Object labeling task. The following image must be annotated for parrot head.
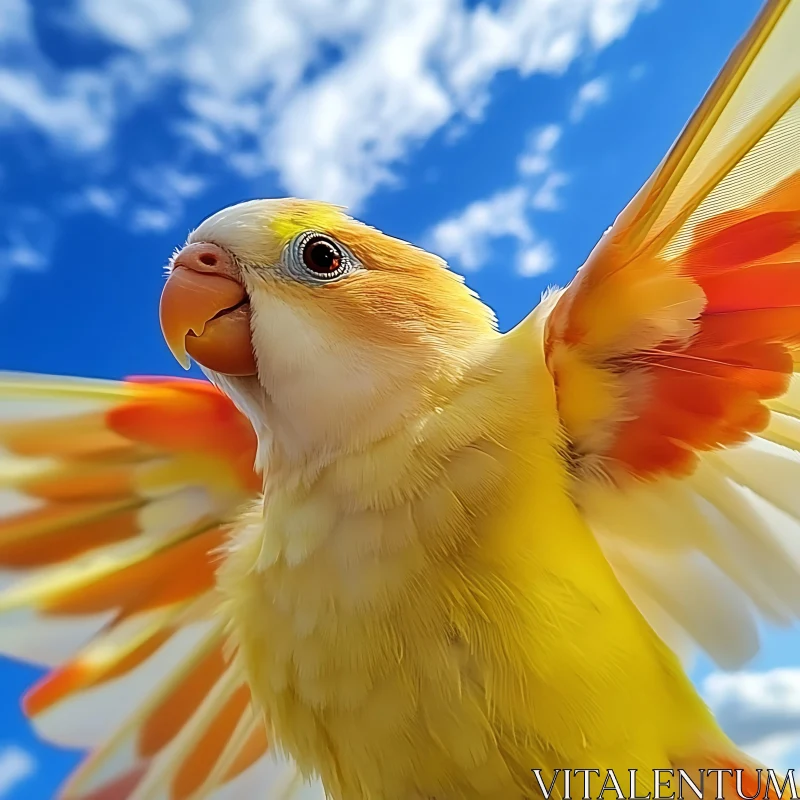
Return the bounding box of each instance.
[160,200,497,458]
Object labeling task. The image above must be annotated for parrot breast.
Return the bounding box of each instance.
[215,318,716,799]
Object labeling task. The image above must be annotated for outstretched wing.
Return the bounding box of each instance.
[0,374,321,799]
[542,0,800,668]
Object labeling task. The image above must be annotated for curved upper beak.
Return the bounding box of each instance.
[159,242,258,376]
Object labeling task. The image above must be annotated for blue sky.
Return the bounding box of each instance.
[1,0,799,797]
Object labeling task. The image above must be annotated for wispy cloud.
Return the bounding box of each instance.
[518,241,556,277]
[2,0,652,212]
[426,186,535,272]
[0,0,653,297]
[570,75,611,122]
[0,0,116,152]
[426,64,623,278]
[531,172,570,212]
[0,746,34,798]
[62,166,207,234]
[517,123,562,177]
[0,208,55,298]
[704,668,800,772]
[64,185,125,218]
[427,121,566,277]
[76,0,192,51]
[128,166,207,233]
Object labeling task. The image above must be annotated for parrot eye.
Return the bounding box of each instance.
[287,231,356,283]
[303,237,343,276]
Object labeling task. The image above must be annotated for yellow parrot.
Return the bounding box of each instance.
[2,1,800,797]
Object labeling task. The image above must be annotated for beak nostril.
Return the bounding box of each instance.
[175,242,236,278]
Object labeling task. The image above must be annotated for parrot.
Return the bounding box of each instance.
[1,0,800,797]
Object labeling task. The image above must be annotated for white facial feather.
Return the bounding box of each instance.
[188,199,285,264]
[246,287,427,464]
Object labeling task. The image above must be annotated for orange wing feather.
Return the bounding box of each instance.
[536,0,800,686]
[545,0,800,484]
[0,376,312,798]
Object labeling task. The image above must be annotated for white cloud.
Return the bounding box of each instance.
[590,0,655,45]
[126,166,207,233]
[704,668,800,772]
[0,0,29,43]
[62,168,205,233]
[268,1,454,207]
[531,171,570,211]
[76,0,192,51]
[0,208,55,297]
[66,186,125,217]
[146,168,205,200]
[427,120,570,276]
[427,186,533,272]
[1,0,653,212]
[0,746,34,798]
[0,68,115,152]
[131,207,175,233]
[0,0,650,281]
[0,0,118,152]
[570,75,611,121]
[82,187,121,216]
[518,241,556,277]
[426,63,620,276]
[517,123,562,176]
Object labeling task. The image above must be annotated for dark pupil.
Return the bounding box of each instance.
[305,240,340,274]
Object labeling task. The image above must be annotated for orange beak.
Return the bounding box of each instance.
[159,243,258,376]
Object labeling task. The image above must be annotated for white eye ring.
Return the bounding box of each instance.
[285,231,358,284]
